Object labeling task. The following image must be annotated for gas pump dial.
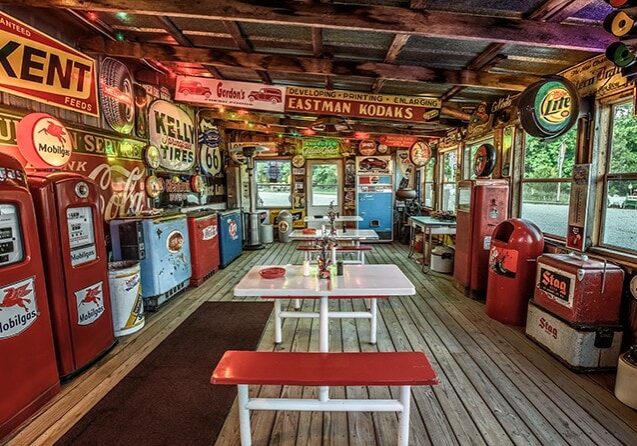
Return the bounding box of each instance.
[75,182,89,198]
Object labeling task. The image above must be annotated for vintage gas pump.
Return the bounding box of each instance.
[0,153,59,438]
[17,113,116,378]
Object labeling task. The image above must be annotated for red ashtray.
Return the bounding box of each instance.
[259,267,286,279]
[303,228,317,235]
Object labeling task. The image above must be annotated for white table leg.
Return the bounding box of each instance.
[274,299,282,344]
[361,251,365,264]
[238,384,252,446]
[370,298,377,344]
[319,295,329,402]
[398,386,411,446]
[294,298,301,310]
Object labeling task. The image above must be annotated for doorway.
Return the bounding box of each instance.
[306,160,342,228]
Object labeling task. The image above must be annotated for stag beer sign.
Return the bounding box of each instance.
[0,277,38,339]
[0,12,98,116]
[149,100,196,172]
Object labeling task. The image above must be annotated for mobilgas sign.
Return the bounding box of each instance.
[519,76,580,139]
[0,12,98,117]
[149,100,196,172]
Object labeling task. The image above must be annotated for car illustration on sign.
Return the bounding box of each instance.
[359,157,388,171]
[248,88,283,104]
[177,80,212,98]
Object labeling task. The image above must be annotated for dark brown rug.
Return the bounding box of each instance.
[56,301,272,446]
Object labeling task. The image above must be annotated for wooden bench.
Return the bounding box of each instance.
[211,351,439,446]
[296,244,373,264]
[263,295,383,344]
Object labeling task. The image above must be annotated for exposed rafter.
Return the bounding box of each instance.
[10,0,612,51]
[312,28,324,57]
[80,37,540,91]
[371,33,411,93]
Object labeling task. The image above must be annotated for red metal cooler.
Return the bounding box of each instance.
[453,179,509,296]
[486,219,544,326]
[187,211,220,287]
[0,154,59,439]
[28,173,116,379]
[533,253,624,325]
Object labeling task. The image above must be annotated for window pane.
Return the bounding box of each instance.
[425,158,435,181]
[610,101,637,174]
[311,163,338,206]
[424,182,434,208]
[255,160,291,207]
[524,127,577,179]
[442,151,457,182]
[602,179,637,250]
[441,183,456,212]
[520,182,571,236]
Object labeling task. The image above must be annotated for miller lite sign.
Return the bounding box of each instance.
[518,76,580,139]
[0,276,38,339]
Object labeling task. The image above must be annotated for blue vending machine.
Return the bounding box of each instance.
[356,156,394,241]
[139,214,191,311]
[218,209,243,268]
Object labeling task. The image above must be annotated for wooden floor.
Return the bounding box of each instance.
[5,242,637,446]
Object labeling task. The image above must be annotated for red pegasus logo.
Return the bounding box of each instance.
[38,120,67,145]
[0,284,32,312]
[80,286,102,306]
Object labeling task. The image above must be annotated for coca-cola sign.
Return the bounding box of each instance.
[149,100,196,172]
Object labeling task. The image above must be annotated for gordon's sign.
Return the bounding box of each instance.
[285,87,441,123]
[0,12,98,117]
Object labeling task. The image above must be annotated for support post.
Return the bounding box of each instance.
[274,299,282,343]
[398,386,411,446]
[238,385,252,446]
[370,298,378,344]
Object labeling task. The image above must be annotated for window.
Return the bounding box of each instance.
[255,160,291,208]
[520,127,577,237]
[422,158,436,208]
[601,100,637,252]
[440,149,458,212]
[463,138,493,179]
[310,163,339,206]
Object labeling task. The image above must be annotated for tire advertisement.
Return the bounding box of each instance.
[99,58,135,135]
[148,100,196,172]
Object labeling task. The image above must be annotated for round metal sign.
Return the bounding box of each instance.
[473,143,496,178]
[409,141,432,167]
[144,145,161,169]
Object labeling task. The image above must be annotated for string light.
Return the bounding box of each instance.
[115,31,125,41]
[87,12,98,21]
[115,11,130,22]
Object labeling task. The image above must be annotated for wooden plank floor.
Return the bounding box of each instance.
[4,242,637,446]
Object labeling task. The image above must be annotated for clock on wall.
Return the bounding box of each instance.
[144,145,161,169]
[292,154,305,168]
[408,141,431,167]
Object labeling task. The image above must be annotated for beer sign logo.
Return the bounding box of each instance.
[537,265,575,308]
[519,76,579,139]
[75,281,105,326]
[228,219,238,240]
[0,277,38,339]
[16,113,73,168]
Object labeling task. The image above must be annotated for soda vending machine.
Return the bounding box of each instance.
[138,214,191,311]
[356,156,394,241]
[28,172,116,379]
[0,154,59,439]
[453,179,509,297]
[218,209,243,268]
[187,211,220,286]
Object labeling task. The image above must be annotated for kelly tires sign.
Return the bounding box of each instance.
[149,100,196,172]
[0,11,98,117]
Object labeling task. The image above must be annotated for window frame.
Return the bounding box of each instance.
[519,126,579,240]
[437,146,459,212]
[254,158,293,209]
[421,157,437,209]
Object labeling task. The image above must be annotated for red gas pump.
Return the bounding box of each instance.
[28,172,116,378]
[0,153,59,439]
[453,179,509,297]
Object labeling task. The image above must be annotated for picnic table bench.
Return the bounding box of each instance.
[296,244,372,264]
[211,351,439,446]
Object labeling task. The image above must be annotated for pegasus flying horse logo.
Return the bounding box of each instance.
[38,120,68,145]
[79,285,102,306]
[0,284,33,312]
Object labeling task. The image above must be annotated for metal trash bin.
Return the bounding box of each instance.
[430,246,454,273]
[277,210,293,243]
[260,223,274,244]
[108,261,144,336]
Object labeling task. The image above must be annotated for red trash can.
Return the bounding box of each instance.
[486,219,544,326]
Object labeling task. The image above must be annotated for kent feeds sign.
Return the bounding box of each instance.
[0,12,98,117]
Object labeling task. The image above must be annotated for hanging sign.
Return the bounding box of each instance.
[16,113,73,168]
[301,138,341,158]
[197,116,222,175]
[518,76,580,139]
[409,141,431,167]
[0,12,98,117]
[175,76,285,112]
[149,100,196,172]
[466,102,493,138]
[561,55,633,98]
[379,135,418,148]
[99,58,135,134]
[285,87,441,123]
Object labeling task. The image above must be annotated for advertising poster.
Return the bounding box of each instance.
[149,100,196,172]
[356,155,393,175]
[175,76,286,112]
[197,116,222,175]
[561,54,633,98]
[566,164,592,252]
[0,11,98,117]
[99,58,135,134]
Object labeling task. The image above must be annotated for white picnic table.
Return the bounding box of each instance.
[304,215,363,222]
[289,228,378,243]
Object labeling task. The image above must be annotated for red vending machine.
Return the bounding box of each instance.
[0,154,59,439]
[453,179,509,297]
[187,211,220,287]
[28,172,116,379]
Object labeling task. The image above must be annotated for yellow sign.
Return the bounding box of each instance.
[560,55,633,98]
[0,12,99,116]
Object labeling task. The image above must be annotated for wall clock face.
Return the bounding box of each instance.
[377,144,389,154]
[144,145,161,169]
[145,175,164,198]
[409,141,431,167]
[292,154,305,167]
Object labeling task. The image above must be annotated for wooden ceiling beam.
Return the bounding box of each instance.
[257,70,273,85]
[410,0,428,9]
[526,0,591,23]
[157,16,192,46]
[12,0,612,51]
[79,37,540,91]
[312,28,324,57]
[223,20,253,52]
[371,33,410,93]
